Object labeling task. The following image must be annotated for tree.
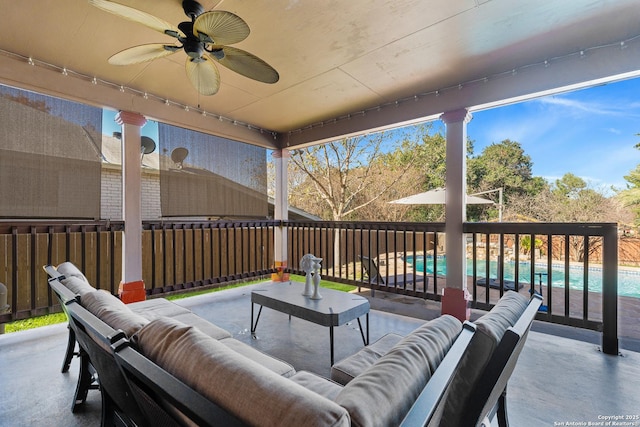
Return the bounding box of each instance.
[467,139,544,221]
[514,173,623,261]
[288,127,427,269]
[288,126,428,221]
[618,142,640,225]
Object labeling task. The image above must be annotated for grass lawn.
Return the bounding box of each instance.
[4,275,356,333]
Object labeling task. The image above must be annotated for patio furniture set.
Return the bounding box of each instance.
[46,261,540,426]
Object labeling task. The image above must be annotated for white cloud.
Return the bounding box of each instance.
[537,96,640,119]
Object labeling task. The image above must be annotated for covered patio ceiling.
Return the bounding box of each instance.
[1,0,640,150]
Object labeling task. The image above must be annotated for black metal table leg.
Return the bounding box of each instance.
[330,326,334,366]
[357,313,369,346]
[251,303,263,337]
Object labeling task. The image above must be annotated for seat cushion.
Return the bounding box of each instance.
[129,298,232,340]
[220,337,295,377]
[81,290,149,337]
[439,291,529,427]
[334,315,462,427]
[331,333,403,385]
[290,371,343,400]
[129,298,192,319]
[136,317,350,427]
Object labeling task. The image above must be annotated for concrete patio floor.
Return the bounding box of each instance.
[1,282,639,426]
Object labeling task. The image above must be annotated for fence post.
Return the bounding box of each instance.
[601,225,618,355]
[0,282,9,334]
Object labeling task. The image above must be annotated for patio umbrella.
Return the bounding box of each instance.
[388,188,494,205]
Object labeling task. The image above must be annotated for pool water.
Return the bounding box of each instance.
[404,255,640,299]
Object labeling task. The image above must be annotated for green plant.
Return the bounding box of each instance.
[4,312,67,333]
[520,236,543,255]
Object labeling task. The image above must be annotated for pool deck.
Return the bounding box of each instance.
[1,283,639,426]
[374,255,640,345]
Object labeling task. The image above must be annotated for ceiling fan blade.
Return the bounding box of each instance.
[185,57,221,96]
[193,11,250,45]
[108,44,179,65]
[209,46,279,84]
[89,0,185,38]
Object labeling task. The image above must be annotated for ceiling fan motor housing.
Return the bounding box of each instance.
[178,21,205,59]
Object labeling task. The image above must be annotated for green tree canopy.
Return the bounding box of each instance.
[467,139,545,220]
[618,165,640,224]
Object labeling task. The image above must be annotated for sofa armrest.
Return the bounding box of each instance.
[399,322,477,427]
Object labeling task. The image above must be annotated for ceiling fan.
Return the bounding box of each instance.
[89,0,279,95]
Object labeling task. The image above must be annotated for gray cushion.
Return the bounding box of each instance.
[331,333,403,385]
[475,291,530,341]
[129,299,232,340]
[334,315,462,427]
[440,291,529,427]
[62,276,95,296]
[81,290,149,337]
[129,298,192,319]
[136,317,350,427]
[219,337,295,377]
[57,262,89,282]
[168,312,232,340]
[290,371,343,400]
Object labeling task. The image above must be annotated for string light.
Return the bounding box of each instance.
[4,29,640,138]
[292,32,640,133]
[0,48,274,136]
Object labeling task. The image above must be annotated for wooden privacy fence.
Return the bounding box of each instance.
[0,220,278,323]
[0,219,619,355]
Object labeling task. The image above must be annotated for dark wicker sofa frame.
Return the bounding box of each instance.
[47,260,541,427]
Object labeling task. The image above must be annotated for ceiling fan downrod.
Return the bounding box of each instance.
[182,0,204,21]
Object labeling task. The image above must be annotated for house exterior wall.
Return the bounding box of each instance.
[101,166,161,220]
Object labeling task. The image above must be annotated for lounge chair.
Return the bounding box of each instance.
[476,277,524,291]
[359,255,428,293]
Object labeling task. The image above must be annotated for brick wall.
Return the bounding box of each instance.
[100,166,161,220]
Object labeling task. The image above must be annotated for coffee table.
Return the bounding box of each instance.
[251,281,370,365]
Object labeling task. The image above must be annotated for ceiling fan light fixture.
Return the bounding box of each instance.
[197,31,214,44]
[209,49,225,60]
[183,39,204,59]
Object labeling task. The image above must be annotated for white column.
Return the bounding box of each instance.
[115,111,147,302]
[440,108,472,320]
[272,149,290,281]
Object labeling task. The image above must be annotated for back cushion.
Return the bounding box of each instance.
[57,262,90,282]
[136,317,350,427]
[81,290,149,337]
[62,276,95,296]
[334,315,462,427]
[439,291,529,427]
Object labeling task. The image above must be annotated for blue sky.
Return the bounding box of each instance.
[467,77,640,194]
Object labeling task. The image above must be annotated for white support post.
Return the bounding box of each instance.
[440,109,472,321]
[115,111,147,303]
[272,149,290,281]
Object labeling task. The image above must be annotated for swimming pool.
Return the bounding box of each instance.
[404,254,640,299]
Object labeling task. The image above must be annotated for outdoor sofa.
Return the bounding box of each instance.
[47,261,540,426]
